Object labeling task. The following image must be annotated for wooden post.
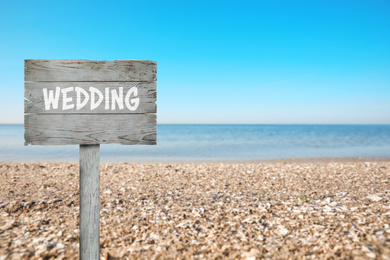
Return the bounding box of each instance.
[79,144,100,260]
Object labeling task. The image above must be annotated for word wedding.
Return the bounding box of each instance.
[43,86,140,111]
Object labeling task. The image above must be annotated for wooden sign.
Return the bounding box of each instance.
[24,60,157,145]
[24,59,157,259]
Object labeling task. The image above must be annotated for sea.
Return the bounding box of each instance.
[0,124,389,162]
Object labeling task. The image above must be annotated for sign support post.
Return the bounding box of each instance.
[79,144,100,259]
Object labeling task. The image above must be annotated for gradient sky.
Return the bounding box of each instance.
[0,0,389,124]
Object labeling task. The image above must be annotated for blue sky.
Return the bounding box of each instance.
[0,0,389,124]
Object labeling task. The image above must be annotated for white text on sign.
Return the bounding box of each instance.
[43,87,140,111]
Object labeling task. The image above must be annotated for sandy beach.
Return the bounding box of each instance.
[1,159,389,259]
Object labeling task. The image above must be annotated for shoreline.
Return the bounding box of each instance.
[1,157,390,164]
[1,160,389,259]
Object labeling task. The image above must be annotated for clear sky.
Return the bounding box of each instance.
[0,0,389,124]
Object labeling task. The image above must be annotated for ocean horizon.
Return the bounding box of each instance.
[0,124,389,162]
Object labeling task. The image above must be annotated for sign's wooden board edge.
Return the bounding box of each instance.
[25,60,157,82]
[24,114,156,146]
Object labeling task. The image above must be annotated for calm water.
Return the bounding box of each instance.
[0,124,389,162]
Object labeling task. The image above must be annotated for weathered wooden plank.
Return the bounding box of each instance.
[24,114,156,145]
[25,60,157,82]
[79,144,100,259]
[25,82,156,114]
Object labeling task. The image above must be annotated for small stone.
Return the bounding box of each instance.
[367,194,382,202]
[8,200,21,213]
[33,237,45,244]
[276,226,289,236]
[13,239,23,246]
[56,242,65,250]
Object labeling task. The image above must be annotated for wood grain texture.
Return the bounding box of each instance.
[24,114,156,145]
[25,82,156,114]
[79,144,100,260]
[25,60,157,82]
